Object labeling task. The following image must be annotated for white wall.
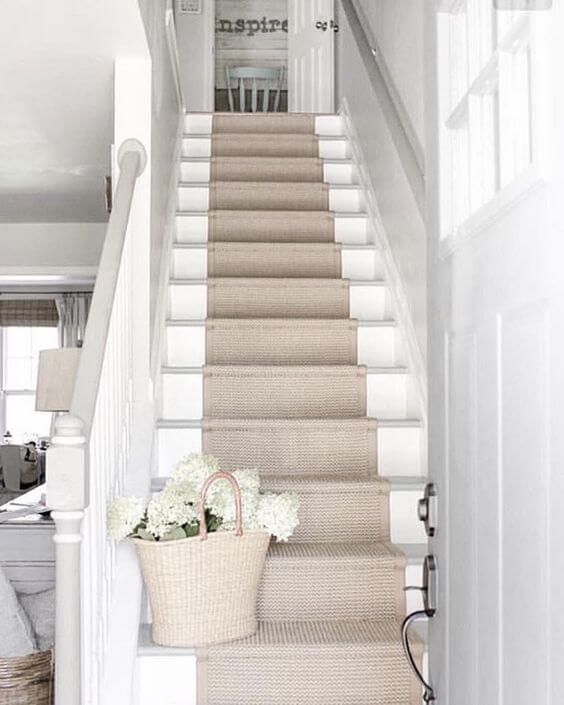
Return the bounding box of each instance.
[0,223,105,271]
[175,3,214,111]
[336,2,427,370]
[354,0,425,148]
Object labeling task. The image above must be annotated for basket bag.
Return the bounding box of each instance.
[134,471,271,647]
[0,650,54,705]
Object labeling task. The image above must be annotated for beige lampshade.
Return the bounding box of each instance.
[36,348,81,412]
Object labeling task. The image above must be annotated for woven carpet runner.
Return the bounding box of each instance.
[193,112,422,705]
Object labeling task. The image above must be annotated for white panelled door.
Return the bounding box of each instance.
[427,3,564,705]
[288,0,335,113]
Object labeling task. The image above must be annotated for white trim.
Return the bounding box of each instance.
[340,98,428,426]
[150,111,185,388]
[439,161,546,259]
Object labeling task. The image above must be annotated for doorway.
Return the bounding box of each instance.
[214,0,289,112]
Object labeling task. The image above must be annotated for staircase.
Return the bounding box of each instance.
[137,112,427,705]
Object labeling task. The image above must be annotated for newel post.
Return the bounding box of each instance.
[46,413,88,705]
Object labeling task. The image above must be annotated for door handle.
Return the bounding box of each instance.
[418,482,437,537]
[402,555,437,703]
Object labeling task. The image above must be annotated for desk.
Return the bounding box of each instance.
[0,485,55,593]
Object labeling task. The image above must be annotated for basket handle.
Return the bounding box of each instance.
[197,471,243,541]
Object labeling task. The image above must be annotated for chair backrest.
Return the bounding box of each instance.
[225,65,285,113]
[0,445,26,491]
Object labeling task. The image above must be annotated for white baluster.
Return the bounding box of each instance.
[46,413,87,705]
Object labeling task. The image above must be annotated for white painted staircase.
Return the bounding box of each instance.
[134,113,428,705]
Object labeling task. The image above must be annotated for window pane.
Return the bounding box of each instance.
[5,394,52,443]
[3,326,58,390]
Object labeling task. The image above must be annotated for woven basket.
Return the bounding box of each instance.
[0,650,54,705]
[134,471,270,648]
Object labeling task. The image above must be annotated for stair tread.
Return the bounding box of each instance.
[156,417,421,428]
[267,541,403,562]
[162,365,409,374]
[166,317,396,326]
[139,619,421,653]
[170,277,385,285]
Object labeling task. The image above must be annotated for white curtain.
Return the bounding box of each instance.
[56,293,92,348]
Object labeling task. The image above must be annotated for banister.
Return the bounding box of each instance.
[70,139,146,433]
[338,0,425,215]
[47,137,147,705]
[165,7,186,112]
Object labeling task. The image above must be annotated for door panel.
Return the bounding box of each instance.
[288,0,334,112]
[426,3,564,704]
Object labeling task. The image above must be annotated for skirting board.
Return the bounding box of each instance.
[339,98,428,428]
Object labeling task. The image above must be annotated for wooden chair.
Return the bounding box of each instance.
[225,66,285,113]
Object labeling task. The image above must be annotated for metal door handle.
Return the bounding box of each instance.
[401,555,437,703]
[418,482,437,537]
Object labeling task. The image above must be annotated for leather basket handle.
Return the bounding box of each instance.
[197,471,243,541]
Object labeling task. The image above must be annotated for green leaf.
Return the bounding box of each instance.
[184,522,199,538]
[136,528,156,541]
[160,527,188,542]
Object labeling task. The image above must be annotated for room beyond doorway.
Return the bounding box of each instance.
[214,0,289,112]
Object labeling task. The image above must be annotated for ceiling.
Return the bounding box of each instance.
[0,1,148,223]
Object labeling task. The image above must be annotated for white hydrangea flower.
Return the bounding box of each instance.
[146,485,198,538]
[107,497,146,541]
[256,491,300,542]
[168,453,220,496]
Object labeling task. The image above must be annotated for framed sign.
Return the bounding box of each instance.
[177,0,201,14]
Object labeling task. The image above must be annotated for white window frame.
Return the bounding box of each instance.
[437,0,549,251]
[0,326,58,441]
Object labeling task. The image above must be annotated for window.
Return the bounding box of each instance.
[438,0,545,240]
[0,326,59,443]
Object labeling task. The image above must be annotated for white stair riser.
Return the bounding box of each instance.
[176,186,364,213]
[179,161,357,185]
[182,137,351,159]
[171,247,384,281]
[160,371,415,421]
[168,283,390,321]
[184,114,345,137]
[175,214,372,245]
[165,324,406,368]
[156,425,422,479]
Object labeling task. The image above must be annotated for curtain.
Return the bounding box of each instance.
[0,299,58,327]
[56,293,92,348]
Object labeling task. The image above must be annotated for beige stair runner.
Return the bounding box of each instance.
[181,113,421,704]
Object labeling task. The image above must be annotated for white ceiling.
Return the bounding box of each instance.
[0,1,148,223]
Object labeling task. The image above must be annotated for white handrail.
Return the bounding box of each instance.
[339,0,425,215]
[46,138,147,705]
[70,140,147,432]
[165,8,186,112]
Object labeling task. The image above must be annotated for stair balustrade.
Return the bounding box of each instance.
[46,139,150,705]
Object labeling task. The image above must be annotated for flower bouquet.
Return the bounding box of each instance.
[108,454,299,647]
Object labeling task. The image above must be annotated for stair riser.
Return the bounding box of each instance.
[165,324,406,368]
[184,114,345,136]
[143,561,423,624]
[180,161,357,185]
[156,426,424,483]
[160,371,416,420]
[177,186,364,213]
[182,137,351,159]
[168,283,391,321]
[172,247,383,280]
[175,214,372,245]
[257,560,405,622]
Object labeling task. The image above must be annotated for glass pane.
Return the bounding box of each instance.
[5,359,32,390]
[5,394,52,443]
[3,326,58,391]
